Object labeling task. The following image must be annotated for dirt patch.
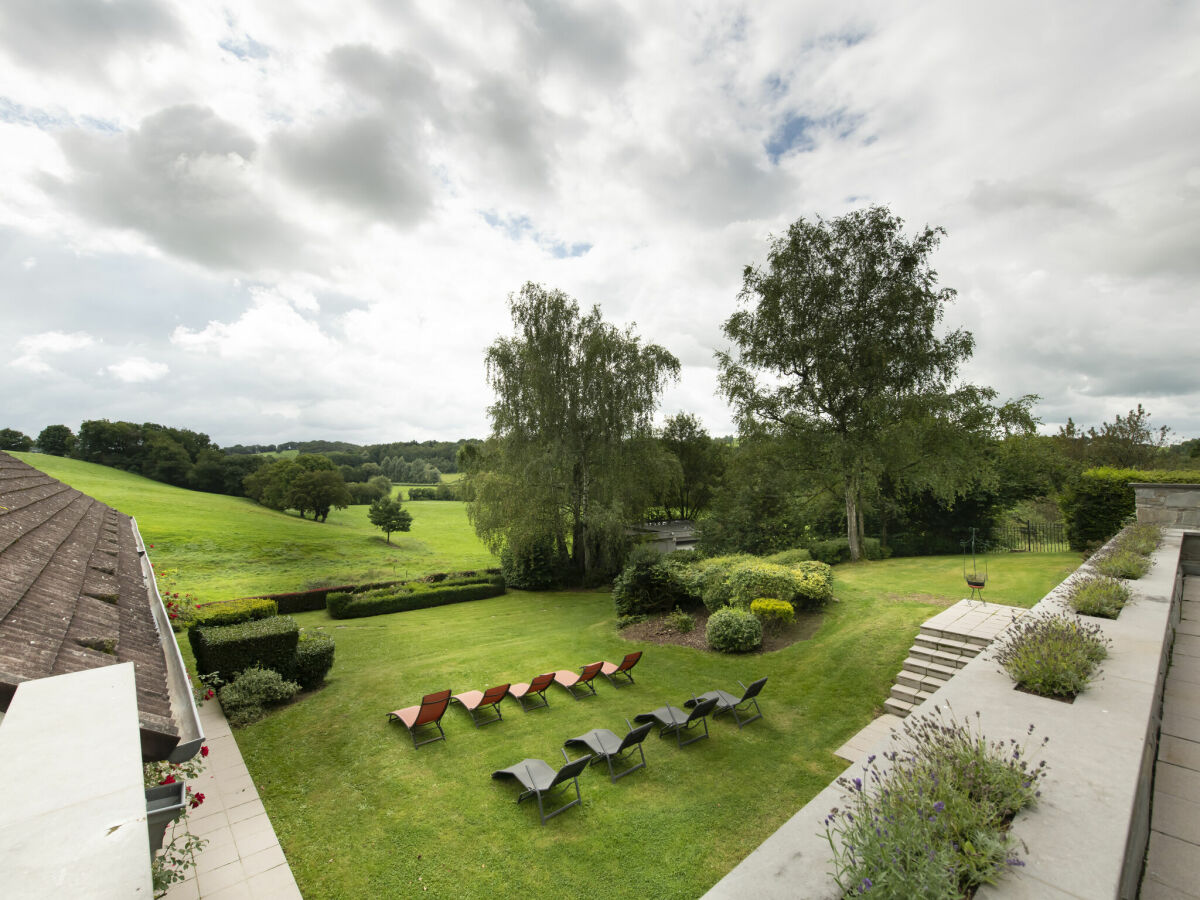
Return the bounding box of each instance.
[619,606,824,653]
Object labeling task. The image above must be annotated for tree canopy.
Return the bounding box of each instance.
[368,497,413,544]
[466,282,680,583]
[718,206,1032,561]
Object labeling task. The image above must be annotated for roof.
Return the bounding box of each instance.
[0,451,198,760]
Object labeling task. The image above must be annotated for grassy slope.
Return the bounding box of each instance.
[236,551,1077,900]
[12,453,496,601]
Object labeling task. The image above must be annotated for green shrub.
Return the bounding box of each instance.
[189,616,300,685]
[665,606,695,634]
[612,557,680,617]
[1060,468,1200,550]
[500,537,560,590]
[750,597,794,632]
[807,536,888,565]
[706,606,763,652]
[763,547,813,565]
[789,560,834,609]
[726,560,804,609]
[326,576,505,619]
[288,633,335,690]
[994,614,1108,699]
[192,597,278,628]
[1068,576,1131,619]
[1094,547,1151,580]
[615,614,649,630]
[218,666,301,727]
[688,554,754,611]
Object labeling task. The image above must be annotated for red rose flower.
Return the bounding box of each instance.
[160,775,176,784]
[200,745,209,757]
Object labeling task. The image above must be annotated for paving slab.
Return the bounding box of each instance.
[1142,830,1200,897]
[833,713,903,763]
[164,699,300,899]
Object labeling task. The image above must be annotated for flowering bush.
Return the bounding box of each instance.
[993,614,1108,699]
[144,746,210,895]
[1120,523,1162,556]
[155,564,202,633]
[1068,576,1131,619]
[825,707,1048,899]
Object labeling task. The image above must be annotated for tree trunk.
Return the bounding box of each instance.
[857,504,865,554]
[845,477,863,562]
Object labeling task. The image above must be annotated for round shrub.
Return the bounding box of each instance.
[218,667,301,727]
[764,547,813,565]
[790,560,834,609]
[1068,576,1131,619]
[750,597,795,632]
[706,606,763,653]
[727,561,803,608]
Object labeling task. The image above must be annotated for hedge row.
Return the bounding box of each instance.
[193,597,278,627]
[327,575,506,619]
[190,616,299,685]
[239,569,503,614]
[1060,468,1200,550]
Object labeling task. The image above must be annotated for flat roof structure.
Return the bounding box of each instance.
[0,451,202,761]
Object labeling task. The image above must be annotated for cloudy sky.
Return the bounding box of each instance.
[2,1,1198,446]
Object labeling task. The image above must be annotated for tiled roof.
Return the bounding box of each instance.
[0,451,178,750]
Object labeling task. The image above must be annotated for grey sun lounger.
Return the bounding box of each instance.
[387,689,452,748]
[684,677,767,729]
[491,748,593,824]
[450,683,510,727]
[552,661,604,700]
[508,673,555,711]
[564,719,653,782]
[633,695,720,747]
[599,651,642,687]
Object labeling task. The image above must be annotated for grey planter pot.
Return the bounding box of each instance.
[145,782,187,852]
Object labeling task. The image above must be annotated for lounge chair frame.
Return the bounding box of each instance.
[634,696,719,748]
[564,718,653,783]
[600,651,642,687]
[451,683,510,728]
[553,662,604,700]
[508,673,555,711]
[387,689,452,748]
[492,749,593,824]
[687,677,767,729]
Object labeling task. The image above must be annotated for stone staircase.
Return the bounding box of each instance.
[883,600,1025,718]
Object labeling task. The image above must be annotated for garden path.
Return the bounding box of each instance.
[164,698,300,899]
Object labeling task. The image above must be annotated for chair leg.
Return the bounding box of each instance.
[676,717,709,747]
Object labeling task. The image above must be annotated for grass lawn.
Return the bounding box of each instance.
[229,551,1078,899]
[12,453,496,601]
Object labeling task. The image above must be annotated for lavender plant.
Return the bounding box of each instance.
[1068,576,1131,619]
[1120,523,1162,556]
[1094,547,1150,580]
[994,614,1108,699]
[825,707,1048,898]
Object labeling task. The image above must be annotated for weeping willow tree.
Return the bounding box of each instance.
[466,282,680,583]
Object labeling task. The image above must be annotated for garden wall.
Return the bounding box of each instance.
[706,527,1191,899]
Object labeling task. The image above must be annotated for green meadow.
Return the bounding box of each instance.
[13,453,496,601]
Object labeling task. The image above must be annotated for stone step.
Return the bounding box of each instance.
[896,665,953,693]
[900,656,958,681]
[889,682,935,707]
[883,696,915,717]
[913,633,984,658]
[908,645,971,670]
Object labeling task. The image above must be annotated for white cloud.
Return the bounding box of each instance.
[9,330,95,373]
[105,356,169,383]
[0,0,1198,442]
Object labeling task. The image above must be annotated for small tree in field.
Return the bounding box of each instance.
[369,497,413,544]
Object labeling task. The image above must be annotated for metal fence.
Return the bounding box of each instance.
[990,521,1068,553]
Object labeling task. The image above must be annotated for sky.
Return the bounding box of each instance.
[2,0,1198,446]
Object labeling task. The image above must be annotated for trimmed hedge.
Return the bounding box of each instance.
[1060,468,1200,550]
[287,634,335,690]
[237,570,503,614]
[806,536,889,565]
[706,606,763,652]
[189,616,300,684]
[193,597,278,627]
[326,576,506,619]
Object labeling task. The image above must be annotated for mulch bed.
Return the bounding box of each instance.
[619,606,824,653]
